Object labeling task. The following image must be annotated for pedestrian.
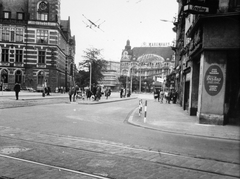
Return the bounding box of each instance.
[160,90,164,103]
[120,87,124,98]
[68,86,74,102]
[13,83,21,100]
[95,86,102,101]
[127,88,131,97]
[172,90,178,104]
[86,87,92,100]
[105,87,110,99]
[92,84,97,100]
[73,85,79,102]
[123,88,126,98]
[164,90,169,103]
[47,86,51,95]
[153,89,159,101]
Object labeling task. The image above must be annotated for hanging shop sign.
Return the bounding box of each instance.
[184,4,209,14]
[204,65,223,96]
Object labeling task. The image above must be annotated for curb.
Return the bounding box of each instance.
[77,97,138,105]
[127,107,240,142]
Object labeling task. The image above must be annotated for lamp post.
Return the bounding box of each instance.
[139,65,141,93]
[89,62,92,91]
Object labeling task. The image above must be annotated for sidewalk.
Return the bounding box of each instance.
[128,98,240,141]
[0,91,68,101]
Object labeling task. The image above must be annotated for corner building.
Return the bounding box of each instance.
[175,0,240,125]
[0,0,75,91]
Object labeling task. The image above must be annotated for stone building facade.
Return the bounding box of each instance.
[0,0,75,92]
[174,0,240,125]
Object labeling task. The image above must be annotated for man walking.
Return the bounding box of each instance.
[14,83,21,100]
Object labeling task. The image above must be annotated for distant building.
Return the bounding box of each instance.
[100,61,120,91]
[120,40,175,92]
[0,0,75,92]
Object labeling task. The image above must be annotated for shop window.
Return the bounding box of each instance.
[1,49,9,62]
[15,50,23,63]
[15,70,22,83]
[38,50,45,64]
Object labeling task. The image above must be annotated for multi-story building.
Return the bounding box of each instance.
[100,61,120,91]
[120,40,175,92]
[175,0,240,125]
[0,0,75,92]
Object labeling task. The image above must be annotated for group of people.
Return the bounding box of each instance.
[153,89,178,104]
[68,84,112,102]
[120,87,131,98]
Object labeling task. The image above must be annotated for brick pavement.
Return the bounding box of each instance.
[0,126,239,179]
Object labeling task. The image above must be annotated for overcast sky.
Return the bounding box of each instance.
[60,0,178,65]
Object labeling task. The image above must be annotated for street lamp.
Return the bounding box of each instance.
[89,62,92,91]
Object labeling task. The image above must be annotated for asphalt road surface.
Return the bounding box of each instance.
[0,96,239,178]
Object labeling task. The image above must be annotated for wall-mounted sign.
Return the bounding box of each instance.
[184,5,209,14]
[142,42,172,47]
[204,65,223,96]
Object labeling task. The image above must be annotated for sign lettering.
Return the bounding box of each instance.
[204,65,223,96]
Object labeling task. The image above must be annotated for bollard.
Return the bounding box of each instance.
[139,99,143,116]
[144,100,147,123]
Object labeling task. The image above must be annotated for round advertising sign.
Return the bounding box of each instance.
[204,65,224,96]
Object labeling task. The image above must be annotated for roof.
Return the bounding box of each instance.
[132,47,174,60]
[60,20,69,31]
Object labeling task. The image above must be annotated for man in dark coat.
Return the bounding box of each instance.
[13,83,21,100]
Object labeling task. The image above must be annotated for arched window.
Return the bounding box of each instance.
[37,1,49,21]
[1,69,8,83]
[38,71,44,85]
[15,70,22,83]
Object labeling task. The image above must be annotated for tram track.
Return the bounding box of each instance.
[0,127,239,179]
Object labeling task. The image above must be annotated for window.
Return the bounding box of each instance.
[1,69,8,83]
[38,71,44,85]
[2,27,10,41]
[16,28,23,42]
[3,12,11,19]
[37,29,48,44]
[1,49,9,62]
[15,70,22,83]
[17,12,24,20]
[37,13,48,21]
[37,1,49,21]
[38,50,45,64]
[10,30,14,42]
[15,50,23,63]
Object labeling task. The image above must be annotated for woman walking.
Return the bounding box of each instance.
[68,87,74,102]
